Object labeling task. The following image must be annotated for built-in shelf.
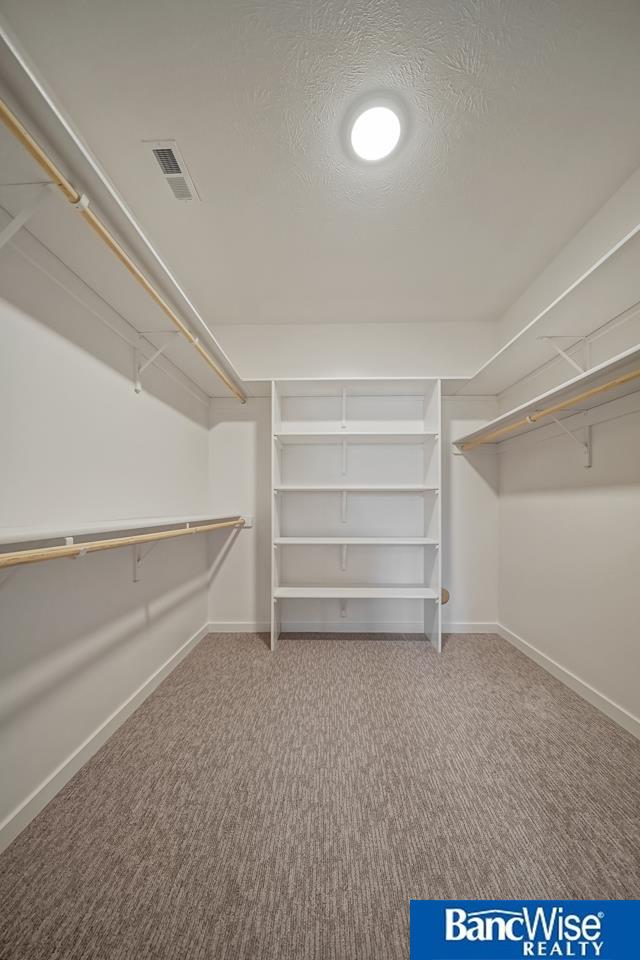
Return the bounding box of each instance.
[0,514,240,547]
[274,586,439,600]
[454,344,640,449]
[274,429,437,444]
[274,537,438,546]
[274,484,438,493]
[271,378,442,651]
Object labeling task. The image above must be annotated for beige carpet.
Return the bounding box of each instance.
[1,633,639,960]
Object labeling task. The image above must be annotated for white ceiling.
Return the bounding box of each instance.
[1,0,640,329]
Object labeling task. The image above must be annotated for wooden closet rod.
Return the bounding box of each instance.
[462,366,640,450]
[0,98,247,404]
[0,518,245,570]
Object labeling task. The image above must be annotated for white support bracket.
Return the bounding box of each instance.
[547,415,592,467]
[63,535,88,560]
[133,333,179,393]
[341,440,348,476]
[132,540,160,582]
[0,184,53,252]
[0,568,16,590]
[539,336,591,374]
[341,490,348,524]
[340,599,348,619]
[341,387,347,430]
[341,544,348,572]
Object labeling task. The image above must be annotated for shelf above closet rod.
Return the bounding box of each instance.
[0,514,243,547]
[0,517,245,570]
[454,345,640,450]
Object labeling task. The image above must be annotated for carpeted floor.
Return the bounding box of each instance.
[1,633,639,960]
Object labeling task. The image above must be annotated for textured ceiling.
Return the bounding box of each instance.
[1,0,640,326]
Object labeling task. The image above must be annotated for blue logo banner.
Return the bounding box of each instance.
[410,899,640,959]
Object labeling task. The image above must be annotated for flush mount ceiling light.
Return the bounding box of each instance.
[350,105,402,162]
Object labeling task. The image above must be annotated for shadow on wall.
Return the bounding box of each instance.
[0,215,209,425]
[459,446,499,491]
[0,529,238,727]
[498,403,640,494]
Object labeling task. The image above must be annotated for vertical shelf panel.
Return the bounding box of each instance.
[270,381,281,650]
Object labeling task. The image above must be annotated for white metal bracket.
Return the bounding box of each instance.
[132,542,158,581]
[132,545,141,582]
[72,193,90,213]
[341,387,347,429]
[0,184,52,252]
[539,336,591,374]
[133,333,179,393]
[0,569,17,590]
[340,599,348,619]
[341,490,348,524]
[341,440,348,476]
[63,535,88,560]
[341,544,348,571]
[547,415,592,467]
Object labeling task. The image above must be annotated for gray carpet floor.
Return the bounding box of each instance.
[1,633,639,960]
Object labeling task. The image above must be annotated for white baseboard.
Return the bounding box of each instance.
[280,619,426,633]
[208,620,500,636]
[497,623,640,741]
[442,622,499,634]
[208,620,270,633]
[0,623,210,854]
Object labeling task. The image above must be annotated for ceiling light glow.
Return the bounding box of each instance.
[350,106,401,161]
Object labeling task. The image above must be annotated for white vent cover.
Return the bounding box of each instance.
[145,140,199,202]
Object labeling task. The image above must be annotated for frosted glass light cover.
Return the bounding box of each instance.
[350,106,401,161]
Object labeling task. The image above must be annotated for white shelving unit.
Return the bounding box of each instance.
[271,379,442,650]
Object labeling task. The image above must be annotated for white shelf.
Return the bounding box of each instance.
[274,484,437,493]
[274,429,437,444]
[275,537,438,546]
[452,229,640,397]
[454,344,640,448]
[0,513,241,546]
[274,586,439,600]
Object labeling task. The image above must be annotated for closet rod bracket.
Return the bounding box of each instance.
[0,183,53,251]
[545,415,592,467]
[133,334,179,393]
[539,335,591,374]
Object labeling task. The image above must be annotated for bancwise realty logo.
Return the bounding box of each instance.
[410,900,640,959]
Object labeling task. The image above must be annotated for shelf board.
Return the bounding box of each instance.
[274,537,438,546]
[274,586,439,600]
[452,229,640,397]
[0,513,241,547]
[274,484,437,493]
[274,429,437,445]
[454,344,640,448]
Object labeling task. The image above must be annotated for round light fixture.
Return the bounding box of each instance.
[350,105,401,162]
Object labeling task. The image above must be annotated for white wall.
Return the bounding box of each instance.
[214,320,497,382]
[442,398,499,632]
[498,397,640,735]
[0,246,215,849]
[207,398,272,631]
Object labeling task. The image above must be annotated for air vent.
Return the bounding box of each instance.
[152,147,181,175]
[145,140,199,202]
[167,176,192,200]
